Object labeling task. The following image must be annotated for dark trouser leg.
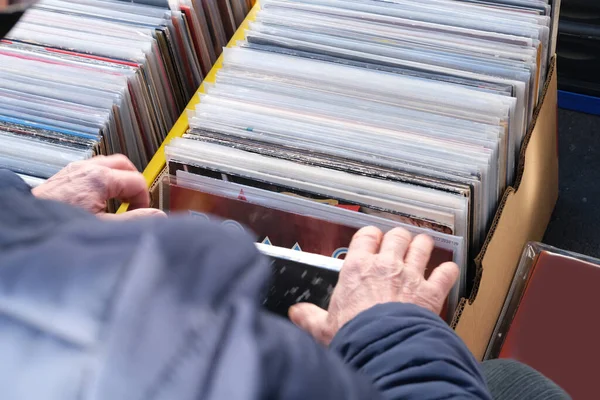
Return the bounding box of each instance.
[481,359,571,400]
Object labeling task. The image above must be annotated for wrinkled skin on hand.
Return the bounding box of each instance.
[289,227,460,345]
[32,155,166,221]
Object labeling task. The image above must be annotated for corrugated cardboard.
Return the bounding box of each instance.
[119,4,560,360]
[451,59,559,360]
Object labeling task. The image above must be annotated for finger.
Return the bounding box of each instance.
[404,234,434,274]
[87,154,138,172]
[99,208,167,221]
[427,262,460,296]
[289,303,330,345]
[378,227,412,262]
[347,226,383,256]
[104,169,150,209]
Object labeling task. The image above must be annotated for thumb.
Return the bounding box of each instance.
[425,261,460,314]
[289,303,331,345]
[99,208,167,221]
[427,261,460,294]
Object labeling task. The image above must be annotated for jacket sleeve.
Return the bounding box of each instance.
[247,312,383,400]
[329,303,492,400]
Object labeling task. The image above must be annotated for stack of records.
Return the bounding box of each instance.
[161,0,560,321]
[0,0,251,188]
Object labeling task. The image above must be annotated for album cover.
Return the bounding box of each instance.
[168,159,456,235]
[168,180,455,269]
[263,249,340,318]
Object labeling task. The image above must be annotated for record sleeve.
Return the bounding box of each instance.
[486,242,597,399]
[259,243,342,318]
[164,177,456,319]
[167,158,457,235]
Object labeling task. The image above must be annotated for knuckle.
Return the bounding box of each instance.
[64,160,83,173]
[339,261,368,288]
[353,226,382,241]
[83,165,110,189]
[341,255,368,276]
[387,227,413,242]
[413,234,434,253]
[416,233,434,245]
[132,172,147,186]
[399,285,417,298]
[372,253,398,276]
[344,252,371,269]
[374,253,395,269]
[110,153,132,165]
[400,273,423,290]
[434,268,457,289]
[409,246,430,265]
[83,164,104,178]
[421,287,445,311]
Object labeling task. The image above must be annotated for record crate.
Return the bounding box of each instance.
[118,2,559,361]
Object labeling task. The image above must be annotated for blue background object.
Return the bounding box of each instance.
[558,91,600,116]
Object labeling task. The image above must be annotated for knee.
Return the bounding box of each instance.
[481,359,571,400]
[482,358,535,379]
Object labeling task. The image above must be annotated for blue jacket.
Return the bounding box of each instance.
[0,169,491,399]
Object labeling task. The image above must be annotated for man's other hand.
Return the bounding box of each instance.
[32,155,166,220]
[289,227,459,345]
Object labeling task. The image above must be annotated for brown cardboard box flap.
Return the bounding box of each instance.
[453,58,559,360]
[149,167,168,209]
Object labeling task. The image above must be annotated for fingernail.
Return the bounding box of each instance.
[151,210,168,218]
[288,305,299,320]
[140,209,167,218]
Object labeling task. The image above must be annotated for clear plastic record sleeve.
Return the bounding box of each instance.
[191,75,486,248]
[158,171,465,320]
[241,20,528,185]
[180,121,476,248]
[165,137,467,239]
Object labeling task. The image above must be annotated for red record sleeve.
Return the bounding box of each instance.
[169,183,453,318]
[499,250,600,399]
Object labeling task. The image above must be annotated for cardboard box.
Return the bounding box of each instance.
[119,4,559,361]
[451,60,559,360]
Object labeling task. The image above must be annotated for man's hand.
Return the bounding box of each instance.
[32,155,166,220]
[289,226,459,345]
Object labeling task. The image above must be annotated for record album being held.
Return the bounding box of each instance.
[159,0,560,321]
